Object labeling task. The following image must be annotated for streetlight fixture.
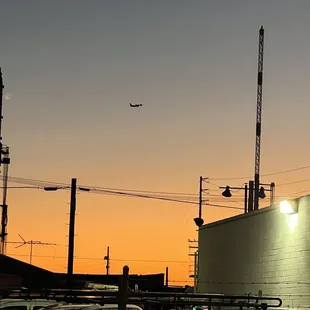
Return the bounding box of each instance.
[193,176,208,228]
[43,186,66,191]
[259,187,266,199]
[259,182,275,207]
[220,181,275,213]
[193,217,204,227]
[220,184,248,213]
[222,186,232,198]
[79,187,91,192]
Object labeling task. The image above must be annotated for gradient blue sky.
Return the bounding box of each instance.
[1,0,310,282]
[1,0,310,181]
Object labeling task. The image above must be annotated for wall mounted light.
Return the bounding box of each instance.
[279,200,298,215]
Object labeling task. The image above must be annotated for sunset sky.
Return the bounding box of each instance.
[1,0,310,285]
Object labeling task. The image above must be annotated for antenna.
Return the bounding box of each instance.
[253,26,265,210]
[7,234,56,265]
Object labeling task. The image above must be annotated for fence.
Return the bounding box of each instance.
[0,266,282,310]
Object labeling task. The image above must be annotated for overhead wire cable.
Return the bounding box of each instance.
[210,165,310,181]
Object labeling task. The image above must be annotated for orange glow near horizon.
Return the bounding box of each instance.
[2,0,310,288]
[3,169,310,286]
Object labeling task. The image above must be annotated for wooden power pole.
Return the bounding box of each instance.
[67,178,77,286]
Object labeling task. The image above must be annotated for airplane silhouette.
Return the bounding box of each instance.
[129,103,143,108]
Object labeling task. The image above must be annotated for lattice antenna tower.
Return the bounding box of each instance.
[254,26,265,211]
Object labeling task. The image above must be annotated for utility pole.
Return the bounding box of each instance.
[0,146,10,255]
[254,26,265,211]
[188,239,198,283]
[198,176,203,219]
[67,178,77,286]
[194,177,208,227]
[248,181,254,212]
[270,182,275,207]
[244,184,248,213]
[188,240,199,292]
[104,246,110,275]
[118,266,129,310]
[193,250,198,293]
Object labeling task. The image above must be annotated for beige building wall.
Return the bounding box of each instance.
[197,195,310,309]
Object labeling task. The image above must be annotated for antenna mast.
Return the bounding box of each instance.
[8,234,56,265]
[0,68,4,149]
[254,26,265,211]
[0,68,11,254]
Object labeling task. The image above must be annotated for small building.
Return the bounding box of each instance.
[0,254,165,291]
[0,273,22,289]
[198,195,308,309]
[0,254,57,289]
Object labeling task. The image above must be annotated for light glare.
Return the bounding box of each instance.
[280,200,295,214]
[287,213,298,231]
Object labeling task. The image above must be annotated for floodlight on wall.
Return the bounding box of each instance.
[279,200,298,215]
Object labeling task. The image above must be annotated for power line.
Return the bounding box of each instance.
[1,175,199,196]
[0,186,40,189]
[205,203,242,211]
[1,176,67,187]
[6,253,189,263]
[0,175,245,211]
[88,189,244,210]
[279,189,310,197]
[210,165,310,181]
[89,186,198,196]
[89,189,199,205]
[0,176,201,204]
[276,178,310,187]
[1,174,307,210]
[5,173,309,196]
[261,165,310,177]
